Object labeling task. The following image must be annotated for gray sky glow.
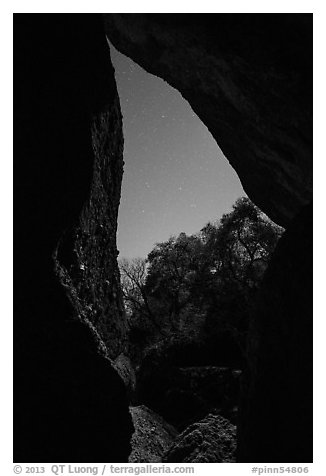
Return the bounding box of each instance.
[109,43,245,259]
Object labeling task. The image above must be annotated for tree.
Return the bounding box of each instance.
[119,258,148,316]
[118,257,167,337]
[199,197,284,351]
[145,232,205,332]
[119,197,284,363]
[201,197,283,289]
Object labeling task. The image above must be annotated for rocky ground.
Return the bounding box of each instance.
[163,413,236,463]
[129,405,237,463]
[129,406,178,462]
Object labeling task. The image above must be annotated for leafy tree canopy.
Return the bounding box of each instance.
[119,197,284,362]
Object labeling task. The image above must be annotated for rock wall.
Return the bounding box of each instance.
[14,14,133,462]
[237,203,313,462]
[55,82,127,358]
[104,14,312,228]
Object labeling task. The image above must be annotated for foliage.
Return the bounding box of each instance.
[119,257,164,361]
[145,233,205,332]
[198,197,284,351]
[119,258,148,318]
[119,197,284,363]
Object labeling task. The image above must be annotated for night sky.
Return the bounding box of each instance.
[109,42,245,259]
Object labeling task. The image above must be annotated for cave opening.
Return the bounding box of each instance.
[107,41,285,462]
[14,14,312,464]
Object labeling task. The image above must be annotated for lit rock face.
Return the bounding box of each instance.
[163,413,236,463]
[104,13,312,228]
[15,14,132,462]
[56,83,128,358]
[129,405,178,463]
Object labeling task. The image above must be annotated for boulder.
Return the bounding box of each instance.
[129,406,178,463]
[163,413,236,463]
[113,353,137,399]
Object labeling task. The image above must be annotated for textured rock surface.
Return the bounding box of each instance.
[163,414,236,463]
[56,87,127,358]
[113,353,137,399]
[129,406,178,462]
[14,14,133,462]
[238,203,313,462]
[104,14,312,228]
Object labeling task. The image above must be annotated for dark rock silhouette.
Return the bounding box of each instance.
[104,13,312,228]
[14,14,133,462]
[15,320,133,462]
[237,203,313,462]
[163,413,236,463]
[136,342,241,430]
